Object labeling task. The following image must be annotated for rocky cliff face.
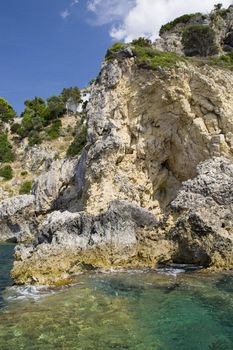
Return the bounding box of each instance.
[0,195,36,242]
[155,6,233,56]
[10,52,233,285]
[0,114,78,203]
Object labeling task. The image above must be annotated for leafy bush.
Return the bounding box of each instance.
[46,119,62,140]
[105,42,125,60]
[0,133,15,163]
[131,37,152,47]
[159,13,201,36]
[10,88,81,147]
[61,87,81,106]
[0,165,13,180]
[10,122,21,134]
[47,96,64,118]
[182,25,218,57]
[211,52,233,68]
[21,170,28,177]
[218,8,231,18]
[133,45,185,70]
[12,97,49,139]
[19,181,32,195]
[28,130,42,146]
[66,124,87,157]
[0,97,16,125]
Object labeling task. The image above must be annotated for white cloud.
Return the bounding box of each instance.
[60,9,71,19]
[60,1,79,20]
[87,0,135,25]
[87,0,233,42]
[71,0,79,7]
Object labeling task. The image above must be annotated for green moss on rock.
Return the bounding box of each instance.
[133,46,185,70]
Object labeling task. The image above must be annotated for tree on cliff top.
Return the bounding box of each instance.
[182,25,218,57]
[0,97,16,125]
[62,87,81,112]
[47,95,64,118]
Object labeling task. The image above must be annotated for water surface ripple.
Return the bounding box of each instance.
[0,244,233,349]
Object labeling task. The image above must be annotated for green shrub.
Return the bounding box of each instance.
[20,170,28,177]
[182,25,218,57]
[10,122,21,134]
[0,133,15,163]
[19,181,32,195]
[61,87,81,108]
[133,45,185,70]
[0,97,16,125]
[66,125,87,157]
[105,42,125,60]
[47,96,64,118]
[13,96,63,143]
[211,52,233,68]
[159,13,201,36]
[28,131,42,146]
[46,119,62,140]
[131,37,152,47]
[0,165,13,180]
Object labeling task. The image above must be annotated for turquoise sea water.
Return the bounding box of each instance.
[0,244,233,350]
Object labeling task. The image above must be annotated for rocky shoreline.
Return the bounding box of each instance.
[2,7,233,285]
[1,58,232,284]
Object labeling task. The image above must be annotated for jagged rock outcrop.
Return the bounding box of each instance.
[84,59,233,215]
[13,201,171,285]
[11,51,233,284]
[170,157,233,268]
[0,195,36,242]
[32,158,79,213]
[0,158,80,243]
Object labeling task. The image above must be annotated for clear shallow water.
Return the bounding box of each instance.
[0,245,233,349]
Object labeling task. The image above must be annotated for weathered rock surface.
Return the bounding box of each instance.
[12,200,174,285]
[170,157,233,268]
[0,195,36,243]
[32,158,78,213]
[9,22,233,284]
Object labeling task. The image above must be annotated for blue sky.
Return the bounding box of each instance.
[0,0,112,114]
[0,0,231,114]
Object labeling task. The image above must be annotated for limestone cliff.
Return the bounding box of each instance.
[4,5,233,284]
[10,50,233,284]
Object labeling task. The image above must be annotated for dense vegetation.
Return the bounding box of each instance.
[0,133,15,163]
[182,25,218,57]
[0,97,16,129]
[159,13,201,36]
[0,165,13,180]
[10,87,81,146]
